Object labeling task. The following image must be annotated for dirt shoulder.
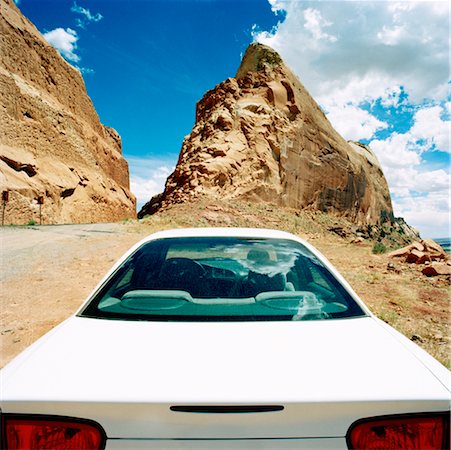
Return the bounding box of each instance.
[1,223,148,367]
[1,212,449,368]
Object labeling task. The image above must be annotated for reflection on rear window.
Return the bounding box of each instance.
[80,237,365,322]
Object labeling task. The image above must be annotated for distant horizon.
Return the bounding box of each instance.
[15,0,451,238]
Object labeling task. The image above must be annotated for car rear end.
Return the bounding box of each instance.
[1,228,450,449]
[2,402,449,449]
[1,317,449,449]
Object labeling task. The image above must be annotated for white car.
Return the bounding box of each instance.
[1,228,449,450]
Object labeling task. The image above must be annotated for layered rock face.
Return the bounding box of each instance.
[148,43,393,226]
[0,0,135,224]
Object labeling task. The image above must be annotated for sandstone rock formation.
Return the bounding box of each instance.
[0,0,135,224]
[141,43,393,227]
[388,239,450,278]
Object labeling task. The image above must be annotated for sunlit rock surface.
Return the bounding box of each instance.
[142,43,393,227]
[0,0,135,224]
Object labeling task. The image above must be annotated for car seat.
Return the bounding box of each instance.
[241,249,286,297]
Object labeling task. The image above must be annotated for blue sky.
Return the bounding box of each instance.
[16,0,450,238]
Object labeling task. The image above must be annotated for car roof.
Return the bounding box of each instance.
[142,227,305,242]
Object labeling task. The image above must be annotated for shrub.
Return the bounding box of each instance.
[372,241,387,254]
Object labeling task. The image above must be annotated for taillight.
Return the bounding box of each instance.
[347,412,450,450]
[1,414,106,450]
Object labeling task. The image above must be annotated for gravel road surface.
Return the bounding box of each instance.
[1,223,146,367]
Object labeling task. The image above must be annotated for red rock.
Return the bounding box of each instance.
[433,263,451,275]
[0,0,135,224]
[422,263,451,277]
[388,245,414,258]
[422,239,446,254]
[411,241,425,252]
[430,252,446,261]
[405,249,424,263]
[422,266,438,277]
[141,43,394,227]
[415,253,431,265]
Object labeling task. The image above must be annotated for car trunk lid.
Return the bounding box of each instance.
[1,316,449,439]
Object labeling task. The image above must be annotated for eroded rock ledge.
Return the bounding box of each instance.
[140,43,395,230]
[0,0,135,224]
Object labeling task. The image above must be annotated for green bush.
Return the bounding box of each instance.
[372,241,387,254]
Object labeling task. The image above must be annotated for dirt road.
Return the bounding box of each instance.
[1,223,147,367]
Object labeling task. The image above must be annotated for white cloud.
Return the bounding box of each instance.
[369,104,451,173]
[410,169,450,194]
[42,25,97,73]
[369,104,450,191]
[42,3,103,71]
[393,191,451,238]
[130,176,164,208]
[410,106,450,152]
[253,1,449,104]
[254,0,450,237]
[370,133,421,171]
[368,104,450,237]
[377,25,406,46]
[71,2,103,28]
[316,73,395,112]
[380,85,404,108]
[326,104,387,140]
[388,166,450,198]
[43,28,80,63]
[79,67,94,75]
[267,0,286,14]
[373,153,451,237]
[303,8,337,43]
[127,156,175,209]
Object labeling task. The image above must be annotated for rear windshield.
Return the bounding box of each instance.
[80,237,365,322]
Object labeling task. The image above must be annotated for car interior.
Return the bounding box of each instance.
[82,237,365,321]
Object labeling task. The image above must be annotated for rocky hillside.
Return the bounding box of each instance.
[141,43,394,230]
[0,0,135,224]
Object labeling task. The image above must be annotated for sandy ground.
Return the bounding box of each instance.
[1,220,449,368]
[1,223,148,367]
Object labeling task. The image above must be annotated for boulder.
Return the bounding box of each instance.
[138,192,164,219]
[431,253,446,261]
[388,241,446,264]
[422,263,451,277]
[388,242,422,258]
[411,241,425,252]
[422,239,446,254]
[388,238,449,277]
[388,246,413,258]
[415,253,431,265]
[405,249,426,264]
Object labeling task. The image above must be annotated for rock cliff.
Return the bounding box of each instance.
[0,0,135,224]
[141,43,393,227]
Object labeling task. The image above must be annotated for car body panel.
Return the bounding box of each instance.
[1,316,449,439]
[103,437,347,449]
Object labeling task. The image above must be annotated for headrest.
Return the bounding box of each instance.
[247,249,270,262]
